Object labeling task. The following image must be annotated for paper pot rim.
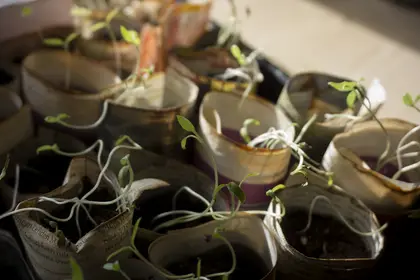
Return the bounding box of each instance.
[199,91,294,155]
[22,49,121,99]
[266,183,385,262]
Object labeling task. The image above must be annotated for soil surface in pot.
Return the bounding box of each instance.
[360,156,409,182]
[37,176,118,243]
[6,152,71,195]
[0,68,14,85]
[281,210,370,259]
[165,243,269,280]
[134,188,212,234]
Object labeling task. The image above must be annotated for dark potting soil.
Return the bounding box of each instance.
[38,176,118,243]
[360,156,409,182]
[166,243,269,280]
[0,68,13,85]
[6,152,71,194]
[281,210,370,259]
[134,188,212,234]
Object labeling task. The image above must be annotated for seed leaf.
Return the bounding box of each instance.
[106,8,119,23]
[65,33,80,46]
[90,22,107,33]
[227,182,246,203]
[181,137,188,150]
[120,26,140,46]
[230,44,245,65]
[36,144,58,154]
[403,93,414,106]
[346,90,357,108]
[266,184,285,198]
[328,81,357,92]
[176,115,196,134]
[70,257,84,280]
[115,135,129,146]
[103,261,120,271]
[327,174,334,186]
[43,38,65,47]
[44,113,70,123]
[21,6,32,17]
[120,154,130,166]
[71,6,92,17]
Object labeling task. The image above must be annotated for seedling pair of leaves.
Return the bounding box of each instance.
[403,93,420,112]
[328,80,360,109]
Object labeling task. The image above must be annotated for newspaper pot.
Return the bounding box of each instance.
[169,47,258,118]
[108,148,228,241]
[0,0,72,43]
[264,171,384,280]
[100,67,198,159]
[277,72,386,161]
[195,91,295,209]
[0,88,33,156]
[0,126,87,209]
[149,214,278,280]
[13,156,168,280]
[21,50,121,138]
[160,0,212,50]
[322,118,420,218]
[75,10,143,78]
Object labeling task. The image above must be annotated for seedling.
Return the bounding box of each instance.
[217,44,263,109]
[43,32,80,90]
[103,260,130,280]
[85,8,122,77]
[403,92,420,113]
[328,80,391,171]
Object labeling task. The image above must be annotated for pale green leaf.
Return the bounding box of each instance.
[115,135,129,146]
[43,38,65,47]
[103,261,120,271]
[90,21,107,33]
[230,44,241,59]
[227,182,246,203]
[346,90,357,108]
[44,113,70,123]
[70,6,92,17]
[328,81,357,92]
[36,144,58,154]
[265,184,285,198]
[176,115,196,133]
[403,93,414,106]
[65,33,80,46]
[120,154,130,166]
[21,6,32,17]
[327,175,334,186]
[106,8,119,23]
[70,257,84,280]
[181,137,188,150]
[415,94,420,103]
[120,25,132,43]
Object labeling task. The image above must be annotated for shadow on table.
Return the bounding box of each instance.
[308,0,420,53]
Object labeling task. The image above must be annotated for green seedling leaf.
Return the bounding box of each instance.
[266,183,285,197]
[71,6,92,17]
[120,25,140,46]
[103,261,121,272]
[21,6,32,17]
[115,135,129,146]
[403,93,414,107]
[415,94,420,103]
[181,137,188,150]
[36,144,58,154]
[346,90,357,108]
[230,44,245,65]
[65,33,80,46]
[44,113,70,123]
[70,257,84,280]
[106,8,119,23]
[328,81,357,92]
[43,38,65,47]
[120,154,130,166]
[327,174,334,186]
[90,22,107,33]
[176,115,196,134]
[227,182,246,203]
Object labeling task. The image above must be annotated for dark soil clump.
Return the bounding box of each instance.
[166,243,269,280]
[281,210,370,259]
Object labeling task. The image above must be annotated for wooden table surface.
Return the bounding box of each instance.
[211,0,420,124]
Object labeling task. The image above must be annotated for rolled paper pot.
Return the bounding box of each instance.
[264,169,384,280]
[148,214,278,280]
[195,91,295,209]
[99,67,198,159]
[21,50,121,138]
[322,118,420,217]
[277,72,386,161]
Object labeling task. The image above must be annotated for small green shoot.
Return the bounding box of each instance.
[21,6,32,17]
[240,118,260,144]
[103,260,130,280]
[403,93,420,113]
[230,44,246,66]
[44,113,70,124]
[36,144,59,154]
[70,257,84,280]
[70,6,92,17]
[120,26,141,46]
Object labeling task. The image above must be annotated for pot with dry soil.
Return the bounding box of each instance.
[265,171,384,280]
